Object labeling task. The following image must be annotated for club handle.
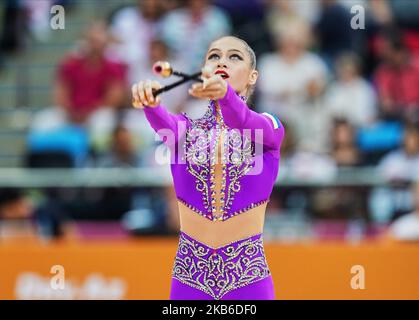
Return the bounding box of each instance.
[152,73,203,97]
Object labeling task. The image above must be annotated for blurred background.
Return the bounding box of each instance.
[0,0,418,299]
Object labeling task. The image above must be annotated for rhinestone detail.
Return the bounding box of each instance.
[177,197,270,222]
[181,100,257,221]
[172,231,271,300]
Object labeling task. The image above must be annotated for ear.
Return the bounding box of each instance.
[248,69,259,86]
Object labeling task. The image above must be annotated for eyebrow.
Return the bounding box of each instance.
[207,48,244,55]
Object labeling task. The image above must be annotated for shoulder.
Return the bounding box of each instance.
[261,112,283,130]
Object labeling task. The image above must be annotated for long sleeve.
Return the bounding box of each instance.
[218,83,285,151]
[143,104,189,146]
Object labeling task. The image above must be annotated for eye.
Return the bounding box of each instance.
[208,53,220,60]
[230,54,243,61]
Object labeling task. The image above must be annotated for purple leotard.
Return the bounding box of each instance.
[143,83,284,300]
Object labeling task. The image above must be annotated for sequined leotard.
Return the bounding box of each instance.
[143,83,285,300]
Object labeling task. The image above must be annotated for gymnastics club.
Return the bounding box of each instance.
[132,62,208,107]
[151,61,203,97]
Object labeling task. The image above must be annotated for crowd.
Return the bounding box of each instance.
[1,0,419,240]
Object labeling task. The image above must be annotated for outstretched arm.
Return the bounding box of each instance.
[143,104,188,145]
[132,80,188,145]
[189,69,285,151]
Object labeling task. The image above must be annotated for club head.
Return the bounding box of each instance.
[153,61,172,78]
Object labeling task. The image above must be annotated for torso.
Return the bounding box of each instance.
[178,103,267,248]
[178,201,267,248]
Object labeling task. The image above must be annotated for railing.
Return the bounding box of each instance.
[0,167,392,188]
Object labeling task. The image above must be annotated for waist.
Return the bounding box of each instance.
[178,200,267,248]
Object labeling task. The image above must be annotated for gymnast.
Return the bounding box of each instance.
[131,35,285,300]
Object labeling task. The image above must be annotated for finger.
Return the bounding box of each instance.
[203,76,224,90]
[191,81,222,91]
[191,83,203,91]
[201,66,213,80]
[131,84,140,103]
[190,84,224,95]
[188,88,222,99]
[144,80,155,104]
[138,81,147,105]
[132,99,144,109]
[188,89,208,100]
[190,87,223,95]
[202,78,208,89]
[131,84,144,108]
[151,81,162,105]
[151,80,162,90]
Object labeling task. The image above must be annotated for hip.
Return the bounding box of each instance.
[171,230,272,300]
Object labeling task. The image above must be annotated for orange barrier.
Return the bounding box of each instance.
[0,238,418,299]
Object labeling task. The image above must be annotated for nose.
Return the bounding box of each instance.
[217,61,227,69]
[216,56,228,69]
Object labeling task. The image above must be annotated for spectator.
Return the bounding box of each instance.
[85,126,141,221]
[160,0,232,72]
[389,0,419,31]
[87,125,172,230]
[214,0,272,56]
[387,181,419,241]
[330,118,362,167]
[93,125,142,168]
[257,18,329,153]
[315,0,358,66]
[0,188,35,239]
[287,151,337,182]
[378,123,419,182]
[0,188,32,220]
[265,0,312,56]
[53,21,126,125]
[214,0,266,28]
[354,0,394,76]
[283,125,337,182]
[324,52,377,127]
[369,0,393,27]
[266,0,321,32]
[109,0,165,74]
[370,123,419,222]
[24,0,54,42]
[0,0,27,55]
[374,31,419,121]
[0,188,74,240]
[128,38,189,113]
[388,0,419,57]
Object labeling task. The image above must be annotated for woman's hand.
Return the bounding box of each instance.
[132,80,162,109]
[188,67,228,101]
